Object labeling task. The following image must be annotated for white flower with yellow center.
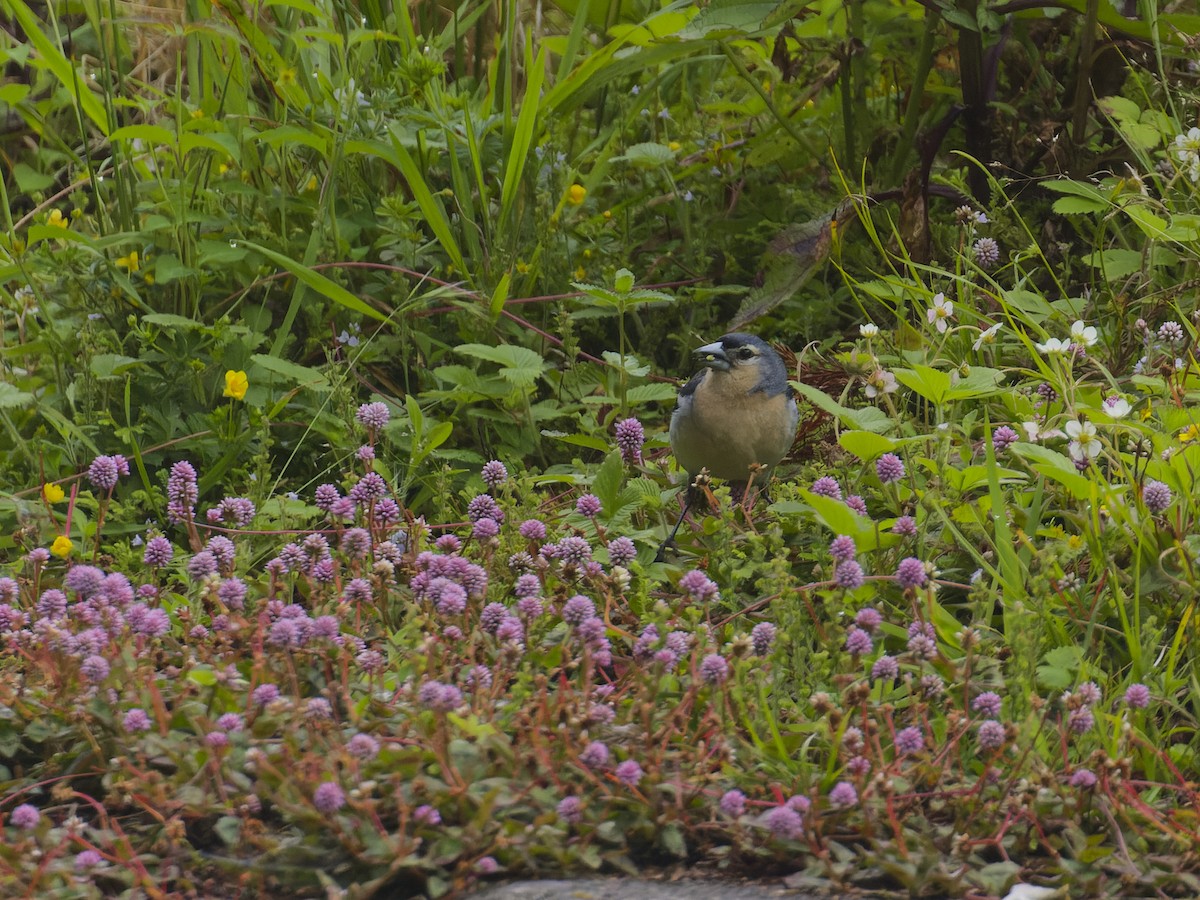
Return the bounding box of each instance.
[1066,419,1100,461]
[1069,320,1098,347]
[926,293,954,334]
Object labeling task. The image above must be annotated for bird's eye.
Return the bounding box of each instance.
[737,348,755,360]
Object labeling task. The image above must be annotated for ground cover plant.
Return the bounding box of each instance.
[4,0,1200,896]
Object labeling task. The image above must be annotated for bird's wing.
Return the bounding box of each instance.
[675,371,705,404]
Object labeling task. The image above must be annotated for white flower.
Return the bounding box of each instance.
[1174,127,1200,181]
[1103,396,1131,418]
[926,293,954,333]
[1022,421,1065,442]
[1069,320,1098,347]
[859,323,879,338]
[1066,419,1101,461]
[973,323,1002,351]
[864,369,898,398]
[1036,337,1071,355]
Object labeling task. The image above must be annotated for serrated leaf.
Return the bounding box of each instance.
[0,382,34,409]
[946,366,1005,400]
[1052,196,1108,215]
[455,343,547,388]
[625,383,679,403]
[613,142,675,168]
[592,451,624,514]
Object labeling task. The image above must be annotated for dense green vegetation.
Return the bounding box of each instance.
[3,0,1200,895]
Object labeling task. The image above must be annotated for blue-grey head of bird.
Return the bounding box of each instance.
[693,333,789,394]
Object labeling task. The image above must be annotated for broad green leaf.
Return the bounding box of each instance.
[1010,443,1092,499]
[613,142,675,168]
[791,381,893,433]
[1095,95,1139,122]
[893,365,951,405]
[625,383,680,403]
[797,490,868,538]
[90,354,143,378]
[142,313,208,330]
[250,354,331,389]
[109,124,176,147]
[455,343,547,388]
[0,383,34,409]
[12,163,53,193]
[1121,205,1168,239]
[1084,248,1145,278]
[188,667,218,686]
[946,367,1005,400]
[838,430,896,460]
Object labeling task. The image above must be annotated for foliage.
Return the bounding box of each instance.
[3,0,1200,895]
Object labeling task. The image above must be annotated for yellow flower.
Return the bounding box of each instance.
[304,175,319,192]
[116,250,139,272]
[278,67,297,86]
[516,261,529,274]
[566,184,587,205]
[47,209,68,229]
[143,272,156,286]
[43,483,65,503]
[574,265,586,279]
[668,141,681,152]
[1180,424,1199,444]
[224,370,249,401]
[603,210,612,220]
[51,535,73,558]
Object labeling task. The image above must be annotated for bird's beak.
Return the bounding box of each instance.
[694,340,730,371]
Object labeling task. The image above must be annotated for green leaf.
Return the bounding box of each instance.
[499,46,546,228]
[1084,248,1145,278]
[6,0,111,134]
[1009,444,1092,500]
[214,816,242,847]
[1121,204,1169,239]
[659,823,687,858]
[591,451,624,515]
[455,343,547,388]
[613,142,675,168]
[109,124,176,147]
[188,667,218,686]
[791,381,893,433]
[0,382,34,409]
[799,490,866,537]
[946,367,1005,400]
[13,163,54,193]
[90,354,143,378]
[893,366,951,405]
[838,430,896,461]
[1095,95,1139,123]
[235,240,388,322]
[142,313,208,330]
[250,354,331,390]
[625,383,680,403]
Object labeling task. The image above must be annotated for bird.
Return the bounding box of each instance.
[661,332,799,552]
